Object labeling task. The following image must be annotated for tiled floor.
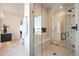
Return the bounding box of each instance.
[35,40,74,56]
[41,40,74,56]
[0,39,25,56]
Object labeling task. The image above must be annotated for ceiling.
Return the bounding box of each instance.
[0,3,74,16]
[42,3,74,13]
[0,3,24,16]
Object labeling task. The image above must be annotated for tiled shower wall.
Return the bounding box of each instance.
[74,3,79,56]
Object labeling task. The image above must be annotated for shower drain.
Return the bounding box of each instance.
[53,53,56,55]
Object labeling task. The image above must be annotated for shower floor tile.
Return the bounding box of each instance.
[41,41,74,56]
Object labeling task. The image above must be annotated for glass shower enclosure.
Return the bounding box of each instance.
[33,3,76,56]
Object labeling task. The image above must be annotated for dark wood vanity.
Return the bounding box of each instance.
[0,33,12,42]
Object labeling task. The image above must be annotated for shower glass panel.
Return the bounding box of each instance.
[64,4,75,55]
[33,3,42,56]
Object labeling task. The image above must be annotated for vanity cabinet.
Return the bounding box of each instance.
[0,33,12,42]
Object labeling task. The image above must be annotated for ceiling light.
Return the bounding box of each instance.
[60,6,63,9]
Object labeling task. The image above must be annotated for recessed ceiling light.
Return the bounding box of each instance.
[60,6,63,9]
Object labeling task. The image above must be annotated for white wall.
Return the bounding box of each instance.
[0,5,24,40]
[2,12,22,39]
[23,3,34,56]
